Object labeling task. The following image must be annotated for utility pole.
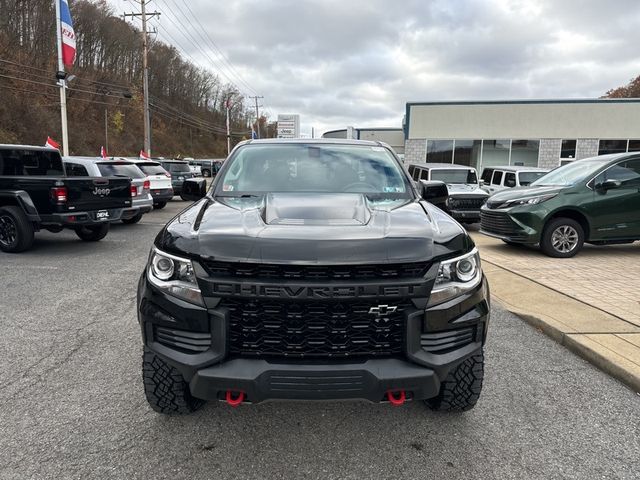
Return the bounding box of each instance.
[104,108,108,153]
[248,96,264,139]
[124,2,159,156]
[54,0,69,156]
[225,98,232,155]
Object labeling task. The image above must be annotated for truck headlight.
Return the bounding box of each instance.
[428,248,482,306]
[147,247,204,306]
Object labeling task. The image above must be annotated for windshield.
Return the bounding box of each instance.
[430,169,478,185]
[531,159,607,187]
[138,164,167,176]
[97,163,144,179]
[518,171,547,186]
[215,144,409,198]
[167,162,191,173]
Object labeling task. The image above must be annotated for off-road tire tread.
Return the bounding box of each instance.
[142,347,204,415]
[426,351,484,412]
[0,206,34,253]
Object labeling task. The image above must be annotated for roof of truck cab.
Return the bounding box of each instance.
[0,144,59,151]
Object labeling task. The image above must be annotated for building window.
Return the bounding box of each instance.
[481,139,510,169]
[598,140,627,155]
[426,140,453,163]
[561,140,576,159]
[628,140,640,152]
[453,140,482,169]
[511,140,539,167]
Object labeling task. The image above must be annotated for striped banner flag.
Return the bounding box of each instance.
[60,0,76,67]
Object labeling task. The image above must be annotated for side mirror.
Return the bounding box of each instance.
[181,178,207,201]
[479,179,485,187]
[596,179,622,191]
[419,180,448,209]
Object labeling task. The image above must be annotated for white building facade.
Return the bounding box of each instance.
[404,99,640,171]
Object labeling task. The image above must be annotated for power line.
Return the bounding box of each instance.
[175,0,258,96]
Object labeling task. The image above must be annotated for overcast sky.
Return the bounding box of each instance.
[107,0,640,136]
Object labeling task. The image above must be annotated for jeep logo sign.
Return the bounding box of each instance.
[92,186,111,196]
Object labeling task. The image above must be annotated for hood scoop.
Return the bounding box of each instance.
[263,193,371,226]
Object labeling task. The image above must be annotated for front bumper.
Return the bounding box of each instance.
[137,271,490,404]
[449,209,481,222]
[480,206,542,243]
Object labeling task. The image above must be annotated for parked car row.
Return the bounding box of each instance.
[408,152,640,258]
[0,145,201,253]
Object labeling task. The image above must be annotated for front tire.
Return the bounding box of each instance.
[425,351,484,412]
[0,206,35,253]
[142,347,205,415]
[540,218,584,258]
[202,169,211,177]
[75,224,109,242]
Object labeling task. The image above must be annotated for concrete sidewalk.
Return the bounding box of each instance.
[472,232,640,392]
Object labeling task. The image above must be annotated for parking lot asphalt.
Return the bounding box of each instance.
[1,201,639,480]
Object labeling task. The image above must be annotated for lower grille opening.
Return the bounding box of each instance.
[154,326,211,354]
[222,299,412,359]
[421,326,476,354]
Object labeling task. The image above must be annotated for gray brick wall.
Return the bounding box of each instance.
[404,139,426,164]
[538,139,562,169]
[576,139,599,160]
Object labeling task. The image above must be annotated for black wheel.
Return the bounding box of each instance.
[0,206,34,253]
[425,351,484,412]
[122,213,143,224]
[540,218,584,258]
[75,223,109,242]
[202,169,211,177]
[180,194,190,201]
[153,202,167,210]
[143,347,205,415]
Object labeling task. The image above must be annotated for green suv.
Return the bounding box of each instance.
[480,153,640,257]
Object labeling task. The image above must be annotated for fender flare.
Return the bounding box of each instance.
[0,190,41,222]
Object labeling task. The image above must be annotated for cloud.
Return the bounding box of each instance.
[108,0,640,135]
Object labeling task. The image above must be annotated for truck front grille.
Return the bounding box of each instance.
[223,299,412,359]
[448,197,486,210]
[202,261,430,281]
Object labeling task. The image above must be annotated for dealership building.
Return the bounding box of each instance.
[322,127,405,155]
[403,99,640,171]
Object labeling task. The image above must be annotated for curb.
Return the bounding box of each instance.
[483,261,640,393]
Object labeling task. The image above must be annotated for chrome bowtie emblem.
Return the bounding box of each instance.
[368,305,397,317]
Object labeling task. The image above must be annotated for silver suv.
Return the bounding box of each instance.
[63,157,154,224]
[408,163,489,224]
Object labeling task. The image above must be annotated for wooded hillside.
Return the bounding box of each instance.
[0,0,267,157]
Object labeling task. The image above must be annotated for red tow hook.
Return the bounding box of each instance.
[225,390,245,407]
[387,390,406,406]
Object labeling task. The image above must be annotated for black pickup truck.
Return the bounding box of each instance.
[0,145,133,253]
[138,139,490,415]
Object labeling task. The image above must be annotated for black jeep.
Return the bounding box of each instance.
[138,139,490,413]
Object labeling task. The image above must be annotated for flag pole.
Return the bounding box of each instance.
[55,0,70,156]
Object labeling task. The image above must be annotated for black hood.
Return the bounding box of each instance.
[156,193,472,264]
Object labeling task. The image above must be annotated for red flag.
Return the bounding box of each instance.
[45,136,61,150]
[100,146,107,159]
[139,150,150,159]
